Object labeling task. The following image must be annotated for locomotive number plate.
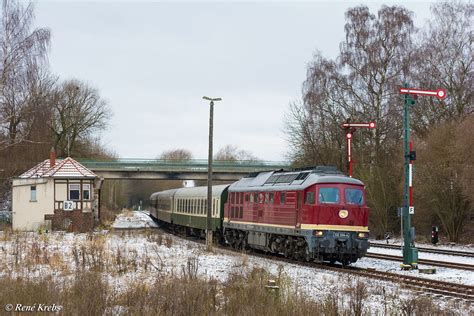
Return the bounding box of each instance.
[334,232,350,238]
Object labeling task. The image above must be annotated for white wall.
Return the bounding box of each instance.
[12,178,54,231]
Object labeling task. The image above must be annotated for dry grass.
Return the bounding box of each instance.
[0,231,464,315]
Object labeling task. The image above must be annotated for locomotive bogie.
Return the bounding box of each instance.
[223,221,368,264]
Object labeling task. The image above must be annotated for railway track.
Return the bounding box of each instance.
[153,225,474,303]
[246,249,474,303]
[370,242,474,258]
[366,253,474,271]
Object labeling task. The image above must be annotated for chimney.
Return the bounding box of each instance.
[50,147,56,168]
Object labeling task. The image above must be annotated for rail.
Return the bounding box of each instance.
[370,242,474,258]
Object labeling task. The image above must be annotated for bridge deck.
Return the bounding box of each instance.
[78,158,291,180]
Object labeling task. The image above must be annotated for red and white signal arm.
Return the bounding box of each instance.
[342,122,376,129]
[399,87,447,100]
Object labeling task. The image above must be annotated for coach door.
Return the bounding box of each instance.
[295,191,302,228]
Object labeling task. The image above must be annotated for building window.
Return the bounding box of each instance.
[69,184,80,200]
[30,186,37,202]
[83,184,91,200]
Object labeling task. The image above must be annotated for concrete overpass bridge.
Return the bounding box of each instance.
[79,158,292,181]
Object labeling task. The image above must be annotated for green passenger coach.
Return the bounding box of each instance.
[150,184,229,233]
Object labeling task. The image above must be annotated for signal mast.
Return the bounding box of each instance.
[341,120,376,177]
[398,84,446,269]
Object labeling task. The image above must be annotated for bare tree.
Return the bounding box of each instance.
[214,145,259,162]
[159,148,193,161]
[287,5,415,236]
[415,117,473,242]
[0,0,50,150]
[49,80,111,157]
[411,1,473,137]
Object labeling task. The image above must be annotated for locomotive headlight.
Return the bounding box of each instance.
[313,230,324,237]
[357,232,369,238]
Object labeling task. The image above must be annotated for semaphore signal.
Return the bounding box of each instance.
[398,83,446,269]
[399,87,446,100]
[341,120,376,178]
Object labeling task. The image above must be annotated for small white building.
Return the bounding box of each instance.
[12,151,102,232]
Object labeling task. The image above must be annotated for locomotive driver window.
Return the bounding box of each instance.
[345,188,364,205]
[318,188,339,204]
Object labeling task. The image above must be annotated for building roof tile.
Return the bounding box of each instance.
[19,157,97,179]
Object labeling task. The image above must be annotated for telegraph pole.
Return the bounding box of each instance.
[399,83,446,268]
[202,96,222,251]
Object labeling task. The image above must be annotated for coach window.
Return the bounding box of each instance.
[280,192,286,204]
[265,193,269,203]
[255,193,259,203]
[269,192,274,203]
[245,193,249,202]
[305,191,315,204]
[240,192,244,204]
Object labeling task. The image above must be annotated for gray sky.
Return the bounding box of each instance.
[34,0,434,161]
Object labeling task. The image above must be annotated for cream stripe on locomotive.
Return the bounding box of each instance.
[223,218,369,232]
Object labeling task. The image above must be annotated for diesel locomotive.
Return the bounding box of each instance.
[149,166,370,265]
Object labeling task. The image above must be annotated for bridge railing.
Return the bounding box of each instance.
[78,158,291,173]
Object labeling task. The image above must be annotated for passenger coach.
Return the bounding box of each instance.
[150,185,229,235]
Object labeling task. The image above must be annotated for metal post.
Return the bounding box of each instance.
[402,83,418,267]
[346,132,353,177]
[206,100,214,251]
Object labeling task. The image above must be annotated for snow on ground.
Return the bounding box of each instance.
[0,213,472,314]
[111,210,159,229]
[364,239,474,286]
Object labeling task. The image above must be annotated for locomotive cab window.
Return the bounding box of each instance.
[345,188,364,205]
[305,191,315,204]
[318,188,339,204]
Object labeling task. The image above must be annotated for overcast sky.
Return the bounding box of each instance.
[34,0,435,161]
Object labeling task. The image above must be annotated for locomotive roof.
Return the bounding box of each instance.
[150,184,229,200]
[228,167,363,192]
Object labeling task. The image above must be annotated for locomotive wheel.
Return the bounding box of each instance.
[270,240,278,253]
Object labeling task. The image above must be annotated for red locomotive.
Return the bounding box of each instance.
[223,166,370,264]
